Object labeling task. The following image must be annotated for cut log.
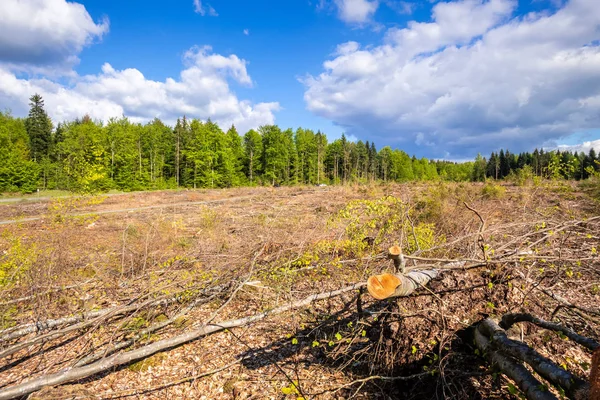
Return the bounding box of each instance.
[367,270,438,300]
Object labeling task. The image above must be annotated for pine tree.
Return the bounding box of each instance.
[25,94,52,162]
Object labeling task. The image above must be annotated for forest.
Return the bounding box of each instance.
[1,94,599,194]
[1,94,600,400]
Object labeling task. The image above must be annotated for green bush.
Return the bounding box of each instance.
[481,182,506,199]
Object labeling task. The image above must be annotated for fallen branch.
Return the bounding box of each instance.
[308,371,432,397]
[474,323,556,400]
[100,358,243,399]
[72,291,221,367]
[478,318,589,400]
[0,282,365,400]
[0,294,182,359]
[0,295,177,343]
[0,279,96,307]
[499,313,599,351]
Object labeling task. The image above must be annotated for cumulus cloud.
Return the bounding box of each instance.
[318,0,379,24]
[303,0,600,158]
[0,0,108,71]
[335,0,379,23]
[556,140,600,154]
[0,46,279,134]
[193,0,218,16]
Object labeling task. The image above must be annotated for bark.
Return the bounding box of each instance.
[591,348,600,400]
[387,246,405,273]
[0,283,365,400]
[367,270,438,300]
[500,313,599,351]
[478,318,589,400]
[474,325,557,400]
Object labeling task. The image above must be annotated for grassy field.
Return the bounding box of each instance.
[0,181,598,399]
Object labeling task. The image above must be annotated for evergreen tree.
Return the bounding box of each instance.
[25,94,52,161]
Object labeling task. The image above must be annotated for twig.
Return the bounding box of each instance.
[100,359,243,399]
[0,282,366,400]
[308,371,432,397]
[0,280,96,307]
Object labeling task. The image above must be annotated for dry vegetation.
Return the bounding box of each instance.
[0,181,599,399]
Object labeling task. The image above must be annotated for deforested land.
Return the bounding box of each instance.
[1,180,599,399]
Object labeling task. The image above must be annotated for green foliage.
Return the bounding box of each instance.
[0,232,38,288]
[332,196,444,255]
[0,111,40,193]
[5,94,596,195]
[280,380,301,396]
[25,94,52,162]
[481,182,506,199]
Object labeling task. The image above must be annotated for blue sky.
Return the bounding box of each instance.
[1,0,600,159]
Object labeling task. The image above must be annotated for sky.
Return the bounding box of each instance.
[1,0,600,159]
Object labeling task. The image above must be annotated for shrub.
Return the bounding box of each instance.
[481,182,506,199]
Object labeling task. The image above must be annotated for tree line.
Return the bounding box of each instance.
[0,94,598,193]
[474,148,600,181]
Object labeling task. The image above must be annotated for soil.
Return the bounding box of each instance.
[0,182,598,399]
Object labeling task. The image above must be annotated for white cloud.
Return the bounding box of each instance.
[0,0,108,71]
[0,46,279,134]
[243,29,250,36]
[330,0,379,24]
[303,0,600,158]
[555,140,600,154]
[385,1,416,15]
[193,0,218,16]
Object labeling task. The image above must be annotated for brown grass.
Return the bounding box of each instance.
[0,181,599,399]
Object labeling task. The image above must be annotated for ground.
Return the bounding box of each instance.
[0,181,598,399]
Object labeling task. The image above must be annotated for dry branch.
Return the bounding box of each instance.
[474,323,556,400]
[499,313,599,351]
[0,283,365,400]
[478,318,589,400]
[0,280,95,307]
[72,291,221,367]
[0,295,177,343]
[0,294,185,359]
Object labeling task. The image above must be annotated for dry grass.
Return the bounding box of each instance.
[0,181,598,399]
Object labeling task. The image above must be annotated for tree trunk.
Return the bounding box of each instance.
[367,270,438,300]
[249,150,253,183]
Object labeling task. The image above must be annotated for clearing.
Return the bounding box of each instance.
[0,182,599,399]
